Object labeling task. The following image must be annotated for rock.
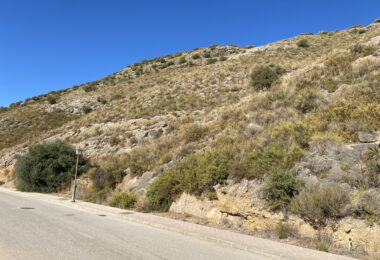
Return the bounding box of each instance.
[332,217,380,257]
[170,193,222,222]
[358,132,377,143]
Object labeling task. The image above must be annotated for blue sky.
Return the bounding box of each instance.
[0,0,379,107]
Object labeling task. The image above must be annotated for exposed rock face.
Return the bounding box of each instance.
[170,178,380,256]
[333,217,380,258]
[170,193,221,222]
[358,131,377,143]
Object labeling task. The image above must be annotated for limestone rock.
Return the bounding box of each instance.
[332,217,380,257]
[170,193,222,222]
[358,131,377,143]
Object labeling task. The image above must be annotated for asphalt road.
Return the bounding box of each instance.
[0,191,266,260]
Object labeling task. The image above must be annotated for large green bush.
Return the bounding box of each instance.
[109,191,137,209]
[249,65,285,91]
[147,151,229,211]
[15,140,87,192]
[243,141,303,179]
[262,170,304,210]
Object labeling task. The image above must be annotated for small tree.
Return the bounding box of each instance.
[262,170,303,210]
[47,95,59,104]
[15,140,87,192]
[297,39,309,48]
[249,65,283,91]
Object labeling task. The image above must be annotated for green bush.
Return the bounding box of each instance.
[275,222,291,239]
[109,191,137,209]
[82,105,92,114]
[270,122,313,148]
[315,241,329,252]
[147,151,229,211]
[291,183,349,225]
[182,123,208,143]
[354,191,380,224]
[47,95,59,104]
[296,39,309,48]
[249,65,285,91]
[324,53,354,76]
[83,84,97,92]
[203,52,211,58]
[192,53,201,59]
[262,170,304,210]
[317,31,328,35]
[15,141,87,192]
[207,58,218,65]
[0,106,8,113]
[178,57,187,64]
[375,18,380,23]
[89,167,115,191]
[97,97,108,104]
[109,136,121,146]
[293,87,318,113]
[111,94,123,101]
[243,142,303,179]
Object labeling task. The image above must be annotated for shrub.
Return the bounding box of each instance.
[15,141,87,192]
[354,190,380,224]
[324,53,354,76]
[296,39,309,48]
[325,99,380,141]
[293,87,318,113]
[111,94,123,101]
[147,151,229,211]
[182,123,208,143]
[219,56,227,61]
[262,170,304,210]
[109,191,137,209]
[109,136,121,146]
[318,30,328,35]
[249,65,285,91]
[89,167,116,191]
[47,95,59,104]
[97,97,108,104]
[275,222,291,239]
[82,105,92,114]
[83,84,97,92]
[0,106,8,113]
[270,122,313,148]
[243,142,303,179]
[207,58,218,65]
[316,241,329,252]
[178,57,187,64]
[192,53,201,59]
[291,183,350,225]
[209,44,217,50]
[375,18,380,23]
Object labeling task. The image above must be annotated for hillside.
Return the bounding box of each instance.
[1,20,380,258]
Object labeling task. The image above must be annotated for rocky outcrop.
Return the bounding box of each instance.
[333,217,380,258]
[358,131,378,143]
[170,180,380,257]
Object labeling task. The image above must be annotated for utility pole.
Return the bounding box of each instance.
[72,148,83,202]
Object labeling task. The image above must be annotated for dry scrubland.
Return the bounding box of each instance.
[1,20,380,258]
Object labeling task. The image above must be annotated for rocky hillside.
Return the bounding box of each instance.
[1,20,380,258]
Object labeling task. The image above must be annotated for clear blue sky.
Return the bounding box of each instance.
[1,0,379,107]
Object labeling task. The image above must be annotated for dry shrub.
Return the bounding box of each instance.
[291,183,350,226]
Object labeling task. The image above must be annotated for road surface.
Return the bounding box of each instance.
[0,191,264,260]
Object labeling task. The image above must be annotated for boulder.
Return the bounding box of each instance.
[358,131,377,143]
